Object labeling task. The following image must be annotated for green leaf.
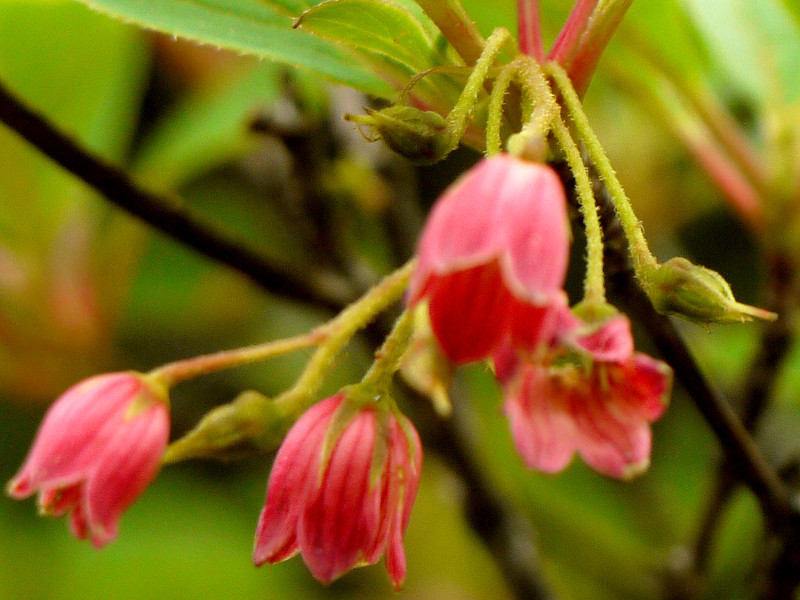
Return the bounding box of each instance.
[294,0,451,74]
[78,0,394,97]
[679,0,800,103]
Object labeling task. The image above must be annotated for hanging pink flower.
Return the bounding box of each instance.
[253,393,422,590]
[407,154,570,364]
[6,372,170,547]
[501,315,672,479]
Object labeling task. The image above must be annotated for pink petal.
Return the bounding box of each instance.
[396,416,423,534]
[385,506,408,591]
[509,291,568,351]
[83,403,169,548]
[9,374,142,493]
[570,371,653,479]
[39,483,82,517]
[611,354,673,421]
[571,315,634,362]
[299,410,381,584]
[492,342,520,384]
[409,156,569,305]
[409,158,519,301]
[384,416,422,590]
[498,164,570,300]
[503,365,578,473]
[70,501,89,541]
[253,395,341,566]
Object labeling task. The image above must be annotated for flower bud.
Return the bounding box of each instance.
[7,372,170,547]
[254,392,422,589]
[346,105,450,165]
[647,257,777,323]
[399,305,453,416]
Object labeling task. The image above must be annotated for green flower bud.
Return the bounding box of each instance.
[646,257,777,324]
[163,391,289,463]
[399,304,453,417]
[346,105,450,165]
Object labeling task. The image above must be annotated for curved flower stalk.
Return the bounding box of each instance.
[7,372,170,547]
[407,154,571,363]
[499,314,672,479]
[253,392,422,589]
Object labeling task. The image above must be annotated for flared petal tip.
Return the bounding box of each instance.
[252,541,300,567]
[385,550,407,590]
[618,458,651,481]
[6,474,32,499]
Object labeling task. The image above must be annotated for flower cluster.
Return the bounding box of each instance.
[409,154,672,478]
[5,155,672,589]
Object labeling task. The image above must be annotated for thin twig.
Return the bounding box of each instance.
[693,252,797,573]
[0,78,357,312]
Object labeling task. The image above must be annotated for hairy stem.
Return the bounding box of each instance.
[444,28,516,156]
[274,260,415,416]
[551,117,606,304]
[361,309,416,390]
[548,62,659,282]
[149,331,324,388]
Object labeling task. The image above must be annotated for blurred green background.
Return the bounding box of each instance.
[2,0,799,598]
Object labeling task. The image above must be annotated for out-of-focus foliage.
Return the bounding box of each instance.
[3,0,800,599]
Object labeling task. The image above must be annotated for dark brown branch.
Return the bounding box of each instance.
[580,168,800,599]
[613,274,793,520]
[693,251,797,575]
[0,77,357,312]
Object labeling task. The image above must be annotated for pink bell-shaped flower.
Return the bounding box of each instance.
[501,315,672,479]
[253,393,422,589]
[7,372,170,547]
[407,154,570,364]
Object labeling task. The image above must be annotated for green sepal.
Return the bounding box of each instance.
[162,390,289,463]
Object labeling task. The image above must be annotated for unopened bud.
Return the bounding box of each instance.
[163,391,289,463]
[399,305,453,416]
[346,106,450,165]
[647,257,777,324]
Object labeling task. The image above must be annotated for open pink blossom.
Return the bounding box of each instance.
[407,154,570,364]
[253,393,422,590]
[501,315,672,479]
[7,372,170,547]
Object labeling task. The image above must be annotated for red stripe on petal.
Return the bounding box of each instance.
[427,264,511,364]
[253,395,341,566]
